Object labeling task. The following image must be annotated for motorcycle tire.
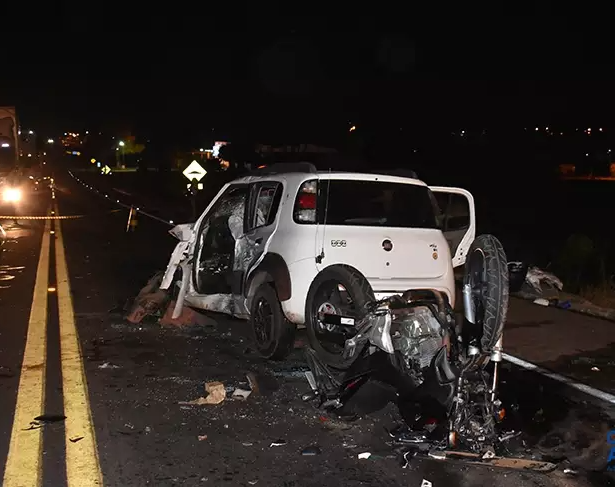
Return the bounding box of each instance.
[305,265,375,371]
[464,234,509,352]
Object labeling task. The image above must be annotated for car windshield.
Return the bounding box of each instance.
[316,179,439,229]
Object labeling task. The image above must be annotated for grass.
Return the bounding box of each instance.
[580,282,615,310]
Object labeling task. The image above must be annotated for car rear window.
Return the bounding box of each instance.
[316,180,438,229]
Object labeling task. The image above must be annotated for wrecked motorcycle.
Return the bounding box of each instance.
[302,235,516,459]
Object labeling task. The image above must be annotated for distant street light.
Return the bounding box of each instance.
[47,138,54,144]
[28,130,34,135]
[118,141,125,167]
[349,125,356,132]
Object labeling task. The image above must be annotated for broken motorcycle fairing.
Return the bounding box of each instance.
[304,288,506,456]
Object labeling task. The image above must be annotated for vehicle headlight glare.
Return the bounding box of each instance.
[3,188,22,203]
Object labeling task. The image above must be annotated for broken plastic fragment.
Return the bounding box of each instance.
[98,362,120,369]
[358,452,371,459]
[178,381,226,406]
[232,388,251,400]
[300,445,321,456]
[270,440,287,447]
[401,450,416,468]
[421,480,433,487]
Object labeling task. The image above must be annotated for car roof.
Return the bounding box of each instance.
[230,170,427,187]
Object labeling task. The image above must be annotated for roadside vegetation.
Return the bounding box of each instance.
[552,234,615,309]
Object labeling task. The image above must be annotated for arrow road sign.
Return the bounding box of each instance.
[183,160,207,182]
[101,165,111,175]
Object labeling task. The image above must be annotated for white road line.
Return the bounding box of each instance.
[503,353,615,405]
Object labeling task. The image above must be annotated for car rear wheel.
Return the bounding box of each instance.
[305,265,375,370]
[250,284,296,360]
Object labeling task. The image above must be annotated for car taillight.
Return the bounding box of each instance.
[294,180,317,223]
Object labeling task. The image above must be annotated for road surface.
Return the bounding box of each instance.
[0,173,614,486]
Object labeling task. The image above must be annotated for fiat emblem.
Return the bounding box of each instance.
[382,239,393,251]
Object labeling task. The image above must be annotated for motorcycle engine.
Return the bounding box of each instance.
[393,306,444,371]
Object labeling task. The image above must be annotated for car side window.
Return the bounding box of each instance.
[248,183,282,231]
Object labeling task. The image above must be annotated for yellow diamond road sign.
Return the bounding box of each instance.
[183,160,207,182]
[102,165,111,175]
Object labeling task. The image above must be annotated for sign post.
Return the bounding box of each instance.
[182,160,207,221]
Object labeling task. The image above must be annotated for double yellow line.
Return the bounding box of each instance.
[3,204,103,486]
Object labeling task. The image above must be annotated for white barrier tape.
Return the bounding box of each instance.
[0,209,122,221]
[0,214,84,220]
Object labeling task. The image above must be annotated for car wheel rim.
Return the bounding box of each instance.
[312,281,357,356]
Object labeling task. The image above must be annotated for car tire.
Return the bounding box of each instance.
[464,234,509,353]
[305,265,375,371]
[250,283,296,360]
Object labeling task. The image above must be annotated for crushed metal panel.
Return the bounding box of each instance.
[169,223,194,241]
[185,293,233,314]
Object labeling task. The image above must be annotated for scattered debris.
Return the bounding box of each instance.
[300,445,321,456]
[525,266,563,294]
[231,388,251,400]
[246,372,259,394]
[198,435,208,441]
[126,272,169,324]
[358,452,371,460]
[428,450,558,472]
[34,414,66,423]
[69,436,84,443]
[499,431,521,442]
[591,366,600,372]
[533,298,550,307]
[160,300,214,327]
[98,362,120,369]
[0,365,14,377]
[24,414,67,431]
[421,480,432,487]
[563,468,577,475]
[270,440,287,447]
[401,450,416,468]
[248,481,258,485]
[179,381,226,406]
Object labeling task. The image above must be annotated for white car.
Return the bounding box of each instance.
[160,163,476,365]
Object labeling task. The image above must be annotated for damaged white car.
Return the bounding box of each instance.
[160,163,477,362]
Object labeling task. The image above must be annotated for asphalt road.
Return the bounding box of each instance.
[0,172,615,486]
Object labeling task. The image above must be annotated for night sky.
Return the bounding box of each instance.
[1,8,613,143]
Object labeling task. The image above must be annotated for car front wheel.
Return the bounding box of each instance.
[250,284,296,360]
